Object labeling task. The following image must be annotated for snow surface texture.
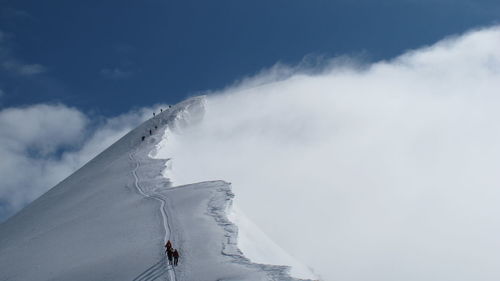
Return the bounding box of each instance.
[0,97,305,281]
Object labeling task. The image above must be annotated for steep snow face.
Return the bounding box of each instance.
[0,99,201,281]
[228,205,316,279]
[0,107,168,281]
[151,27,500,281]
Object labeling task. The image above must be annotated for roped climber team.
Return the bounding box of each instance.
[165,240,180,266]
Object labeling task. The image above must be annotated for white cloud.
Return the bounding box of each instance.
[158,25,500,281]
[0,103,160,221]
[0,104,87,154]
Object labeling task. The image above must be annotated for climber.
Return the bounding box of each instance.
[173,249,179,266]
[165,240,172,252]
[141,136,145,141]
[166,248,173,265]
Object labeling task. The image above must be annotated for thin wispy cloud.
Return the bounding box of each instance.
[100,67,133,79]
[0,29,46,76]
[0,8,32,21]
[2,60,46,75]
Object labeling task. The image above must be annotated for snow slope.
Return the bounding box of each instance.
[0,97,307,281]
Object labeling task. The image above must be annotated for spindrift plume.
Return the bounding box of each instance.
[154,26,500,281]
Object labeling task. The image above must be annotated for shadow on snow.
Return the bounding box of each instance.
[133,257,172,281]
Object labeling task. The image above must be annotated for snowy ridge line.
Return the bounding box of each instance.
[125,96,206,281]
[129,151,177,281]
[204,182,313,281]
[130,151,174,239]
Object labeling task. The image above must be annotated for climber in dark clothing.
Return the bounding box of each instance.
[160,109,163,112]
[166,248,173,265]
[153,112,155,117]
[165,240,173,265]
[141,136,145,141]
[155,125,157,130]
[149,129,152,135]
[173,249,179,266]
[165,240,172,252]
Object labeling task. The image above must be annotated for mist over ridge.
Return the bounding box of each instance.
[156,26,500,281]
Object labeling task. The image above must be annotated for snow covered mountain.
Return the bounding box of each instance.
[0,97,311,281]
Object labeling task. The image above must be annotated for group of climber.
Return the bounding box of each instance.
[152,105,171,117]
[164,240,180,266]
[141,106,172,142]
[141,126,155,141]
[140,106,181,268]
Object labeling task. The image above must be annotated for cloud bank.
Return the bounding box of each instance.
[158,26,500,280]
[0,103,162,221]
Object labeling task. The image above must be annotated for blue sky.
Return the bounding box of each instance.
[1,0,499,116]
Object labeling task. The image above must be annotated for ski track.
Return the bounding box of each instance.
[130,151,177,281]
